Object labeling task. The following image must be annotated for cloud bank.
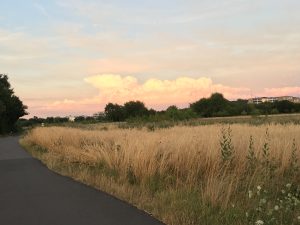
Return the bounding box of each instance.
[25,74,300,117]
[33,74,250,117]
[84,74,251,107]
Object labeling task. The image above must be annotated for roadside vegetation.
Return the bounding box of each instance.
[21,124,300,225]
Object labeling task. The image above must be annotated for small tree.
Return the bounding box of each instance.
[166,105,179,120]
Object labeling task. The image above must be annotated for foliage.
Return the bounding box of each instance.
[191,93,231,117]
[124,101,149,118]
[220,126,234,161]
[289,139,299,176]
[0,74,27,134]
[104,103,125,122]
[247,135,257,171]
[191,93,300,118]
[246,184,300,225]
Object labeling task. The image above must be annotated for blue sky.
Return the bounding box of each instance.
[1,0,300,117]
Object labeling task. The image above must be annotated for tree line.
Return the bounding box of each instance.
[14,93,300,127]
[2,74,300,133]
[103,93,300,122]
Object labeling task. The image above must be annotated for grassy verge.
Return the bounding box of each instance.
[122,113,300,130]
[20,124,300,225]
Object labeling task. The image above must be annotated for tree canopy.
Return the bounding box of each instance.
[190,93,231,117]
[0,74,27,134]
[104,101,149,122]
[124,101,148,118]
[104,103,125,122]
[102,93,300,123]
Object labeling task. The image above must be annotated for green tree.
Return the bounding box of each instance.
[230,99,251,115]
[190,93,231,117]
[124,101,148,118]
[104,103,125,121]
[256,102,274,115]
[166,105,179,120]
[274,100,294,113]
[0,100,5,114]
[0,74,27,134]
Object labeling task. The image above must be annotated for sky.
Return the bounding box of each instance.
[1,0,300,117]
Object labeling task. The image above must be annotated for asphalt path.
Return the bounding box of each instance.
[0,136,165,225]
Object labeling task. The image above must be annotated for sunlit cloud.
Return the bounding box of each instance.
[84,74,251,106]
[33,74,250,117]
[24,74,300,117]
[26,97,102,118]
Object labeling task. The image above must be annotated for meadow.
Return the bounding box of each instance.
[21,122,300,225]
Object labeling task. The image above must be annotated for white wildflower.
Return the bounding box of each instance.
[274,205,279,211]
[286,183,292,189]
[257,185,262,191]
[281,190,286,194]
[260,198,267,205]
[255,220,264,225]
[248,190,253,199]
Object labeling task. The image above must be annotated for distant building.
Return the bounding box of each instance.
[68,116,75,122]
[248,96,300,104]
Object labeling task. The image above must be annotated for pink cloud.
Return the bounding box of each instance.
[261,87,300,97]
[25,75,252,117]
[24,75,300,117]
[84,74,252,106]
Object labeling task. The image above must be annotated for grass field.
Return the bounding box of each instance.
[21,122,300,225]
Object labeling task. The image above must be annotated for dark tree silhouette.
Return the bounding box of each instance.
[0,74,27,134]
[191,93,231,117]
[124,101,148,118]
[104,103,125,122]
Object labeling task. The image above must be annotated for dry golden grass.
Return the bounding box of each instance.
[21,124,300,225]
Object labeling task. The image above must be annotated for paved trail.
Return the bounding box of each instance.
[0,136,165,225]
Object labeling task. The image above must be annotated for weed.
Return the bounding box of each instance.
[220,126,234,162]
[247,135,257,171]
[127,165,138,185]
